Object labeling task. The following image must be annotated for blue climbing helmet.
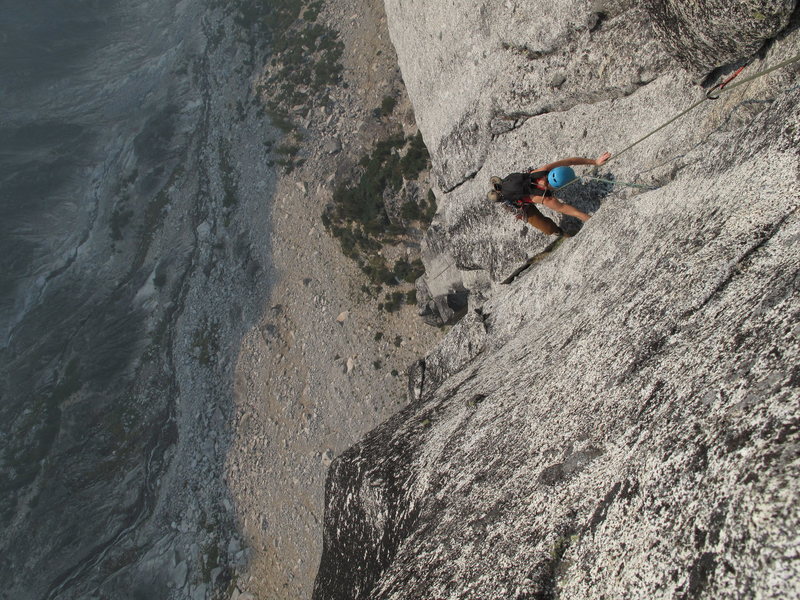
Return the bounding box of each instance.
[548,166,576,188]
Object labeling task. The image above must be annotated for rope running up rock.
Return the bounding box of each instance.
[558,52,800,191]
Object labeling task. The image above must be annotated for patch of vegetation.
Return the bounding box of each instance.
[379,95,397,117]
[233,0,437,307]
[425,189,437,220]
[400,189,437,222]
[145,189,171,239]
[272,140,305,173]
[275,143,301,157]
[335,134,404,232]
[133,163,185,270]
[264,107,294,133]
[360,284,380,299]
[399,199,422,220]
[400,132,430,180]
[224,573,240,598]
[218,140,238,209]
[201,541,220,584]
[235,0,343,140]
[465,394,486,408]
[550,533,580,561]
[392,258,424,283]
[359,255,394,286]
[109,169,139,243]
[383,291,405,313]
[321,135,434,294]
[144,315,171,362]
[372,359,382,370]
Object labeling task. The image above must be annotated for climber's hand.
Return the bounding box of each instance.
[595,152,611,166]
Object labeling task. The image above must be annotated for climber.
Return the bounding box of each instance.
[487,152,611,235]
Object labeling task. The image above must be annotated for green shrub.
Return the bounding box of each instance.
[424,189,437,222]
[192,321,220,366]
[275,144,300,156]
[361,257,394,286]
[383,292,404,313]
[380,95,397,116]
[321,133,432,297]
[302,8,318,21]
[393,258,424,283]
[392,258,412,282]
[400,200,423,220]
[400,132,430,179]
[238,0,343,135]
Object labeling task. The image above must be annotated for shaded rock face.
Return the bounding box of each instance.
[643,0,797,73]
[313,1,800,599]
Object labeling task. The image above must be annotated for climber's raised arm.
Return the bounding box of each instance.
[532,152,611,172]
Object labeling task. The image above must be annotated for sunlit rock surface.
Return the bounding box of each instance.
[313,0,800,598]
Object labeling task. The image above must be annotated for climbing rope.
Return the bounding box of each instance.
[433,54,800,285]
[581,175,658,190]
[610,52,800,164]
[705,64,747,99]
[557,52,800,192]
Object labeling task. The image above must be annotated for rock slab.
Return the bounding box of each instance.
[312,1,800,599]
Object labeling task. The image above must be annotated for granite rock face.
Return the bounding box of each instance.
[644,0,797,73]
[387,0,798,319]
[313,1,800,598]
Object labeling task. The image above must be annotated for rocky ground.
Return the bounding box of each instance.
[3,0,443,597]
[222,1,442,598]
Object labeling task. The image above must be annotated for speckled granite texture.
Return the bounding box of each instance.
[313,1,800,598]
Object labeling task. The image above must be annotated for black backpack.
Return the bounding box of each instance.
[498,171,548,203]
